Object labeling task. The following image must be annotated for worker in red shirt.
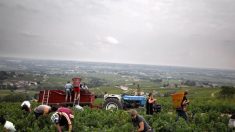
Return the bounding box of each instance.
[51,107,74,132]
[72,78,81,105]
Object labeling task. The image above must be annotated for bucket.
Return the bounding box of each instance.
[72,77,81,88]
[171,92,184,109]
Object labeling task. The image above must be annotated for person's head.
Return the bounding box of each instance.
[50,106,58,113]
[22,104,30,112]
[184,91,188,95]
[231,113,235,119]
[67,81,70,83]
[0,115,6,125]
[148,93,153,98]
[129,109,138,119]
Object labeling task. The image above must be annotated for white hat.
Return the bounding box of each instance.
[75,105,84,111]
[51,112,59,124]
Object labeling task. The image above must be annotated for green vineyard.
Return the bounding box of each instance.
[0,88,235,132]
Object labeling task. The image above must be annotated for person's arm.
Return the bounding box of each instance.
[55,124,62,132]
[182,97,189,105]
[70,84,74,91]
[182,100,189,105]
[148,98,156,104]
[68,124,72,132]
[43,112,47,116]
[137,121,144,132]
[43,108,49,116]
[186,99,189,104]
[3,127,8,132]
[62,112,73,131]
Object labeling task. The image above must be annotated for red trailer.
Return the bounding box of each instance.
[38,89,95,106]
[38,77,96,107]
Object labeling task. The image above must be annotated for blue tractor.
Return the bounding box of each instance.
[103,94,146,110]
[103,94,161,112]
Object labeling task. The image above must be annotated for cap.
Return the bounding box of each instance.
[51,112,59,124]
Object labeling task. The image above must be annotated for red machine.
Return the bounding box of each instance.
[38,77,96,107]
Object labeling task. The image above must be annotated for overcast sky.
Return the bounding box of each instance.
[0,0,235,70]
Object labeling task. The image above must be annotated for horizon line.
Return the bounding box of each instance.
[0,56,235,71]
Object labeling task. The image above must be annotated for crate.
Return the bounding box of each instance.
[72,77,81,88]
[171,92,184,109]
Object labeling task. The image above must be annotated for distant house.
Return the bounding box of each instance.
[29,81,38,86]
[134,91,145,96]
[115,85,129,91]
[120,86,128,91]
[133,79,140,82]
[2,82,14,86]
[211,83,218,88]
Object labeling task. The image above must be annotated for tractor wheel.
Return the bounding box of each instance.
[103,98,123,110]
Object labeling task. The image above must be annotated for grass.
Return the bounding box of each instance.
[0,89,38,98]
[0,90,13,96]
[90,87,124,95]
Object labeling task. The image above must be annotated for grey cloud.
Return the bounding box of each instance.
[0,0,235,69]
[20,31,40,38]
[99,36,119,45]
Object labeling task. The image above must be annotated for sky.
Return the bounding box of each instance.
[0,0,235,70]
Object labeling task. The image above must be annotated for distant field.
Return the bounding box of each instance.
[0,90,12,96]
[0,89,38,97]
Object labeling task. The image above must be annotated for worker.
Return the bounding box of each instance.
[51,107,74,132]
[64,81,73,102]
[0,115,16,132]
[81,82,88,89]
[176,91,189,122]
[228,113,235,128]
[21,100,31,112]
[34,105,57,119]
[73,84,80,105]
[129,109,153,132]
[146,93,156,115]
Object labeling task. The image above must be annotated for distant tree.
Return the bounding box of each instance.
[9,85,17,92]
[202,81,209,85]
[163,83,169,87]
[0,71,8,80]
[9,71,16,77]
[37,85,43,90]
[34,93,39,99]
[185,80,196,86]
[87,77,105,88]
[219,86,235,98]
[0,93,30,102]
[174,84,178,88]
[137,84,140,96]
[151,79,162,83]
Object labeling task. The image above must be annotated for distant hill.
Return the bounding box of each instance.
[0,57,235,86]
